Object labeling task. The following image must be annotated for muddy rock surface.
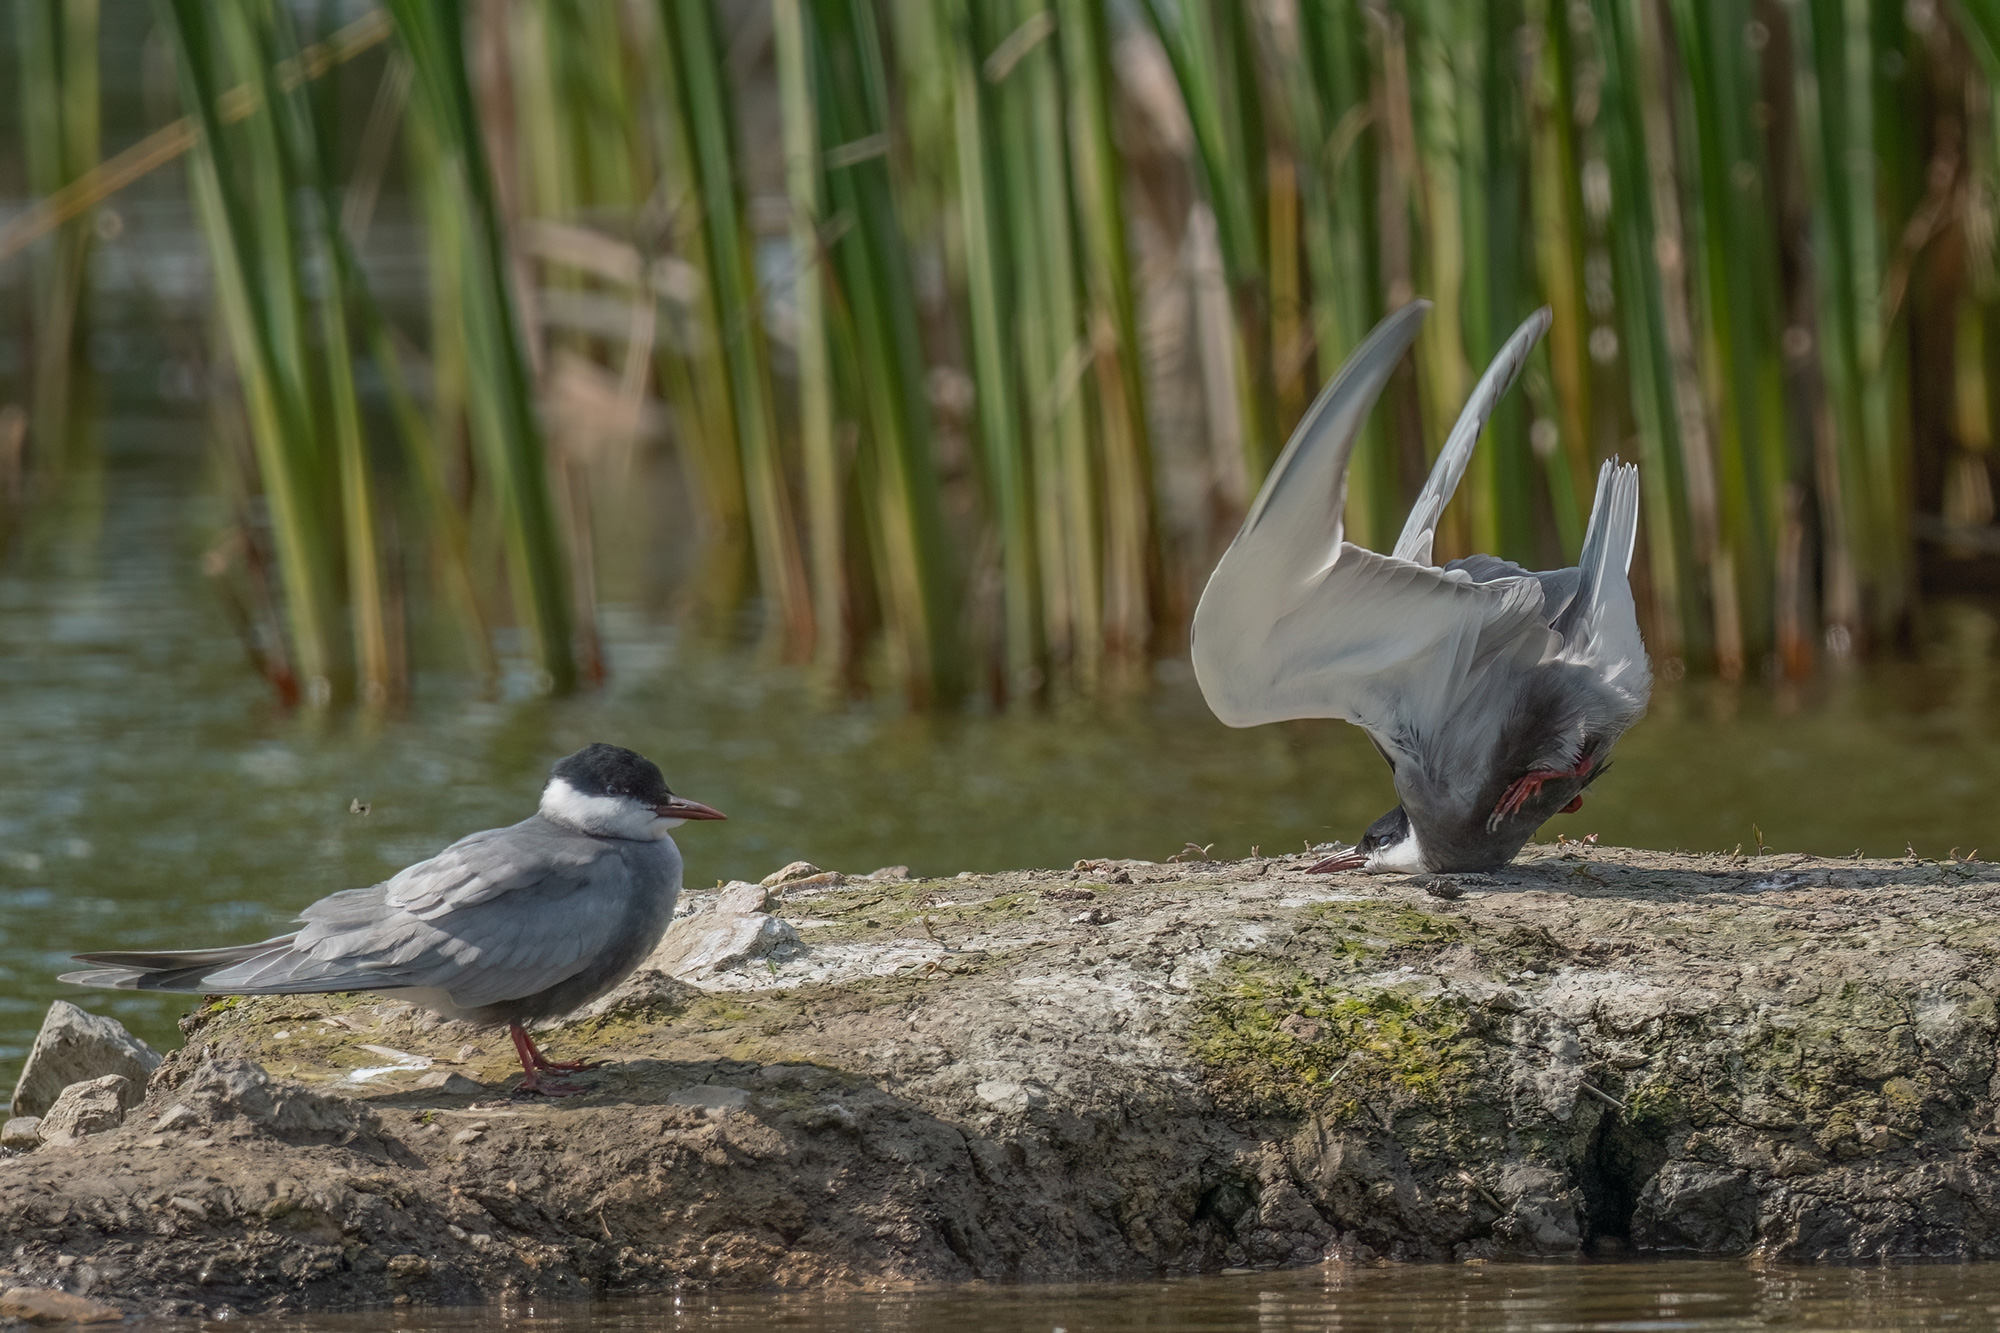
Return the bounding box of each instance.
[2,844,1998,1317]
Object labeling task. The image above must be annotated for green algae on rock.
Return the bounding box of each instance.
[5,845,2000,1316]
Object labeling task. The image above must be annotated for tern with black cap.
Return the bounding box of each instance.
[1192,301,1651,874]
[61,743,724,1095]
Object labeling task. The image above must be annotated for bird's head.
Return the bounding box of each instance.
[1309,806,1424,874]
[541,743,727,840]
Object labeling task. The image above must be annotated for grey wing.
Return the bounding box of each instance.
[1196,537,1555,734]
[200,823,646,1009]
[1391,308,1551,566]
[1192,301,1558,734]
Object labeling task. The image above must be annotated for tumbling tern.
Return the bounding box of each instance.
[62,743,725,1095]
[1192,301,1651,873]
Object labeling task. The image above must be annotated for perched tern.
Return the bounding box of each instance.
[1192,301,1650,873]
[62,743,725,1095]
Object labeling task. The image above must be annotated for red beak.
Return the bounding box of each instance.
[654,795,727,821]
[1307,850,1366,873]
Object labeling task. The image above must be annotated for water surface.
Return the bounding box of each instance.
[175,1261,2000,1331]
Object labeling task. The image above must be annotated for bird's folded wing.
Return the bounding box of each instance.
[206,839,643,1009]
[1194,541,1552,731]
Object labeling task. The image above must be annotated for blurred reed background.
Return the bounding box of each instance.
[8,0,2000,710]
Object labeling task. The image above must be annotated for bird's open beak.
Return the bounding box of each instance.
[654,795,728,821]
[1307,850,1366,873]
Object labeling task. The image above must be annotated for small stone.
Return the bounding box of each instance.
[1422,878,1465,900]
[1041,885,1095,903]
[0,1286,125,1325]
[1070,907,1111,926]
[455,1044,484,1061]
[451,1128,484,1145]
[760,860,823,888]
[867,865,911,881]
[647,911,802,980]
[10,1001,161,1119]
[1278,1013,1323,1041]
[414,1071,485,1097]
[715,880,776,914]
[153,1103,196,1132]
[167,1196,207,1219]
[37,1075,130,1144]
[385,1254,431,1279]
[0,1118,41,1151]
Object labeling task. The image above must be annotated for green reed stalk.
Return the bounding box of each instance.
[1786,0,1877,648]
[1668,0,1788,670]
[1019,0,1102,689]
[1585,0,1696,661]
[1290,0,1395,551]
[386,0,578,693]
[1524,0,1591,557]
[633,2,750,621]
[14,0,99,515]
[949,0,1042,699]
[662,0,815,661]
[163,0,342,702]
[1057,0,1157,666]
[774,0,850,685]
[812,0,964,704]
[1140,0,1275,482]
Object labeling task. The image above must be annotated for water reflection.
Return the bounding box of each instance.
[187,1261,2000,1331]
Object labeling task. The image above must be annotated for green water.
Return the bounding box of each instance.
[3,410,2000,1065]
[168,1261,2000,1331]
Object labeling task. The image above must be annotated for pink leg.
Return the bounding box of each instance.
[1492,755,1595,822]
[508,1021,598,1097]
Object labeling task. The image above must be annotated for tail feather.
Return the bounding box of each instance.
[1554,458,1644,656]
[58,935,385,995]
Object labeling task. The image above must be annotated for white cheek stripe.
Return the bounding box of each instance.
[540,777,672,840]
[1366,828,1426,873]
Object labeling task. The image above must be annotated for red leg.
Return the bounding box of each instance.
[1492,756,1595,822]
[1560,794,1584,814]
[508,1021,595,1097]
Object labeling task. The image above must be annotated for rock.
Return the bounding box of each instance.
[173,1059,377,1145]
[0,1287,124,1324]
[0,1117,40,1151]
[649,911,801,980]
[35,1075,130,1145]
[10,844,2000,1315]
[414,1071,485,1097]
[866,865,910,881]
[715,879,776,914]
[151,1103,196,1132]
[1630,1163,1758,1255]
[10,1000,161,1118]
[760,861,823,887]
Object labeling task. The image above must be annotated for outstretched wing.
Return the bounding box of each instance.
[1393,308,1552,566]
[1192,303,1560,738]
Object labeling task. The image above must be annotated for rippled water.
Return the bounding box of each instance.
[167,1261,2000,1331]
[2,408,2000,1064]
